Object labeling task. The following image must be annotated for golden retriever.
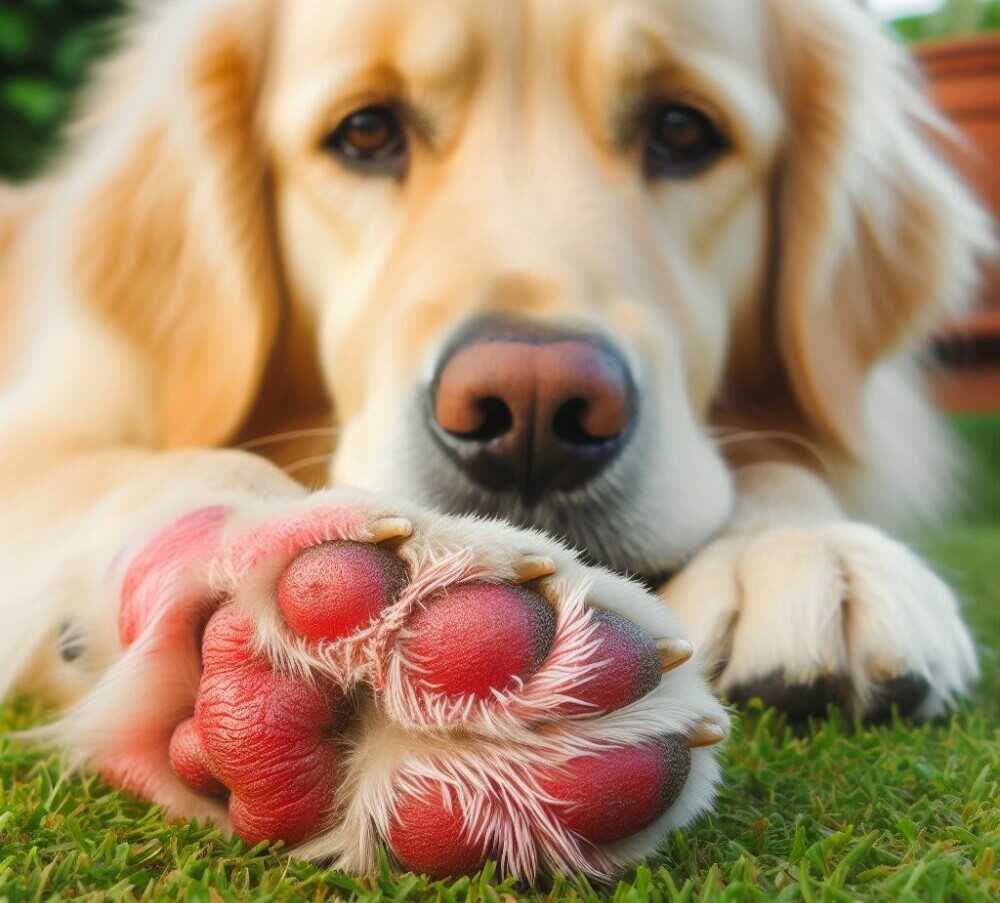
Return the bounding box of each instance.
[0,0,990,882]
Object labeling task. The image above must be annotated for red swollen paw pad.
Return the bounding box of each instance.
[120,506,228,647]
[278,541,409,643]
[388,785,490,878]
[169,718,226,798]
[540,736,691,845]
[171,607,348,847]
[400,582,557,699]
[562,609,662,714]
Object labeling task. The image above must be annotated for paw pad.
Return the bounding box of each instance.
[557,609,662,715]
[278,541,408,643]
[388,785,492,879]
[399,582,557,699]
[539,737,690,844]
[173,606,348,846]
[168,718,225,798]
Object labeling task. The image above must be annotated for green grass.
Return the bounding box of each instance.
[1,420,998,903]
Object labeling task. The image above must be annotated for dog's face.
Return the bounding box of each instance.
[260,0,793,575]
[68,0,982,581]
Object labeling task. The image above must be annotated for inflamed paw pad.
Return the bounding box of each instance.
[553,608,663,715]
[536,736,691,845]
[277,540,409,643]
[397,581,559,699]
[170,606,348,846]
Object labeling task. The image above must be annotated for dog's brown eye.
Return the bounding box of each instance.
[644,103,727,178]
[324,105,407,172]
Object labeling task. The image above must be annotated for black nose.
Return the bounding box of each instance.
[429,317,637,504]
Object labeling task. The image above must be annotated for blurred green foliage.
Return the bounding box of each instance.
[893,0,1000,42]
[0,0,124,180]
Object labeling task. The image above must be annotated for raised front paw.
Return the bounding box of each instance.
[48,492,727,882]
[662,522,979,722]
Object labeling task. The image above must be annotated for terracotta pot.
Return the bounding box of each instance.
[916,34,1000,410]
[917,34,1000,316]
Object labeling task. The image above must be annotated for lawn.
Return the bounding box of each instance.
[0,417,997,903]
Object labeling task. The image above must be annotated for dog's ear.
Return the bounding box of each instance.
[770,0,992,457]
[69,0,278,447]
[0,185,28,256]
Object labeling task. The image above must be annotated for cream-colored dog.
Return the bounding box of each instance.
[0,0,989,882]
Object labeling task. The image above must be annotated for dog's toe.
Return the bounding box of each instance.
[385,735,693,879]
[727,670,850,723]
[278,540,409,643]
[863,673,932,723]
[175,606,349,846]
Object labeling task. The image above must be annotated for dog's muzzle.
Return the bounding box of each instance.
[428,316,637,506]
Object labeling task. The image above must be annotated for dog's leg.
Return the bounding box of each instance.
[661,462,979,721]
[0,445,304,705]
[26,487,727,881]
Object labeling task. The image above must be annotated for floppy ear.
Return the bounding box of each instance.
[770,0,993,457]
[0,185,28,256]
[69,0,278,448]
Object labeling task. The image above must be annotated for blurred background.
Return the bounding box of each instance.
[0,0,124,180]
[0,0,997,413]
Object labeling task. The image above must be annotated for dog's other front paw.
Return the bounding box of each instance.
[42,491,727,882]
[662,522,979,722]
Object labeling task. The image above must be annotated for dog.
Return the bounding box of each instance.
[0,0,989,882]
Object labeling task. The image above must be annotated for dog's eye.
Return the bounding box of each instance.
[324,105,407,172]
[644,103,728,178]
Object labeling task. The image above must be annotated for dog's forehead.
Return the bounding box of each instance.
[585,0,771,72]
[274,0,772,86]
[274,0,477,88]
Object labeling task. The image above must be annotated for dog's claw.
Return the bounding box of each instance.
[513,555,557,584]
[370,517,414,544]
[686,719,726,749]
[657,637,694,673]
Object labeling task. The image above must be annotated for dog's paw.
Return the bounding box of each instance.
[662,521,979,721]
[43,491,726,881]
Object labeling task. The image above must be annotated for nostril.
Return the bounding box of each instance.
[552,399,620,447]
[429,316,637,499]
[447,397,513,443]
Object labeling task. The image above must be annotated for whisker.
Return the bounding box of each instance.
[712,429,834,479]
[282,454,336,477]
[238,427,339,451]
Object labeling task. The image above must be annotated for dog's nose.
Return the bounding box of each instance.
[430,318,636,502]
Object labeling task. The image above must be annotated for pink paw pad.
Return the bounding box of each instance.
[168,718,226,798]
[388,785,491,879]
[560,609,662,714]
[119,506,228,648]
[170,606,348,846]
[539,736,691,844]
[399,582,558,698]
[278,541,409,643]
